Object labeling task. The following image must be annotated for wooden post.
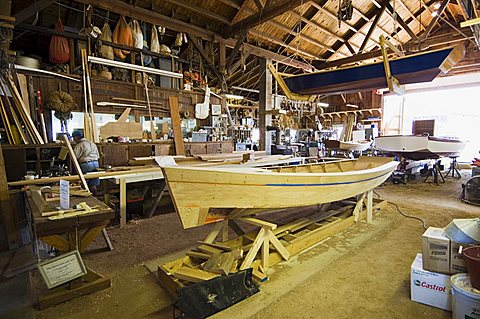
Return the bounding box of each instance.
[119,177,127,227]
[366,190,373,224]
[168,96,185,155]
[353,192,366,222]
[0,146,20,249]
[258,57,272,152]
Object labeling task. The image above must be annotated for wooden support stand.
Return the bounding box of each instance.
[36,269,111,310]
[157,199,388,298]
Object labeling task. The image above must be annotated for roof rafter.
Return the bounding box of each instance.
[223,0,309,38]
[359,0,388,53]
[162,0,231,24]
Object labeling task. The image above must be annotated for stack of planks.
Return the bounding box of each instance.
[0,71,44,144]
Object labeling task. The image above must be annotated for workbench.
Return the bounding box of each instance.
[26,191,115,309]
[101,170,166,227]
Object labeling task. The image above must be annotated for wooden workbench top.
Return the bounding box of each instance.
[27,192,115,237]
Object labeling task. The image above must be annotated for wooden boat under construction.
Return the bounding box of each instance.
[158,156,399,229]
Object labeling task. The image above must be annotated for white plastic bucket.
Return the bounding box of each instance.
[451,273,480,319]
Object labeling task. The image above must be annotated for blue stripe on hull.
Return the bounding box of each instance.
[264,170,392,187]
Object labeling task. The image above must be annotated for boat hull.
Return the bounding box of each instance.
[161,157,398,229]
[375,135,466,160]
[284,46,465,95]
[324,140,372,151]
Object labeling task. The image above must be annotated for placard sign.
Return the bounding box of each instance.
[59,179,69,210]
[38,250,87,289]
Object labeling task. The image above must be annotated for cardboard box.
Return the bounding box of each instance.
[450,242,472,274]
[411,253,452,311]
[422,227,450,274]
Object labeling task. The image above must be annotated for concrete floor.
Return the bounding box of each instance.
[1,170,479,318]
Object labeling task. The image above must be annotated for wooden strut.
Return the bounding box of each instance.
[140,53,157,141]
[62,135,90,192]
[267,63,316,102]
[82,50,99,142]
[379,35,405,95]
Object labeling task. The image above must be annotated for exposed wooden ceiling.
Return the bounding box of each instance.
[12,0,479,96]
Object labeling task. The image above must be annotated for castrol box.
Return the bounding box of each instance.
[411,253,452,311]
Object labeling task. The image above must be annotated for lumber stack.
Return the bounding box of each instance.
[0,71,44,144]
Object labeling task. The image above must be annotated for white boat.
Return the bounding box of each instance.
[375,135,466,160]
[323,140,372,152]
[158,156,398,229]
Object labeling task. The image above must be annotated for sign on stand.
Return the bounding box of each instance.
[59,179,69,210]
[38,250,87,289]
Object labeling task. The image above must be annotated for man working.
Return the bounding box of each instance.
[71,130,100,196]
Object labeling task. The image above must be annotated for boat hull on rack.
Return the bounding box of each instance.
[159,157,399,229]
[283,45,465,95]
[375,135,466,160]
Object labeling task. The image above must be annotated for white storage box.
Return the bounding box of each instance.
[422,227,450,274]
[411,253,452,311]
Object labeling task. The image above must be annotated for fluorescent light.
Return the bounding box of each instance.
[431,10,438,17]
[433,2,441,9]
[225,94,244,100]
[317,102,330,107]
[346,104,359,108]
[88,56,184,79]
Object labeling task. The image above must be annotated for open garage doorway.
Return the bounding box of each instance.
[382,73,480,163]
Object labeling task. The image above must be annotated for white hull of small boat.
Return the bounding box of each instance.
[375,135,466,160]
[159,156,398,229]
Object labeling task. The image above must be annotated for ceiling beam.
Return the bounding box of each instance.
[385,2,419,40]
[225,31,249,72]
[231,0,251,24]
[307,2,380,46]
[422,0,451,40]
[162,0,231,24]
[249,29,323,59]
[218,0,241,10]
[223,0,308,38]
[189,36,224,83]
[14,0,56,26]
[395,0,427,31]
[359,0,388,53]
[310,0,401,46]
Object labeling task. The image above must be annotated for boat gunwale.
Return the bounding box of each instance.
[162,158,399,179]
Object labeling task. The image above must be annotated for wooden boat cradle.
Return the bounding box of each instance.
[157,196,387,300]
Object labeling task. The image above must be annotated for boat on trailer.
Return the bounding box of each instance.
[158,156,399,229]
[374,135,466,160]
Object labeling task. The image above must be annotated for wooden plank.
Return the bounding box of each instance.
[173,267,218,283]
[168,96,185,156]
[16,74,30,117]
[63,135,90,191]
[79,224,107,252]
[0,146,20,249]
[353,192,366,222]
[202,252,236,275]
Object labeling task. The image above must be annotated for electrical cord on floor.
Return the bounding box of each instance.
[372,190,428,230]
[389,201,428,230]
